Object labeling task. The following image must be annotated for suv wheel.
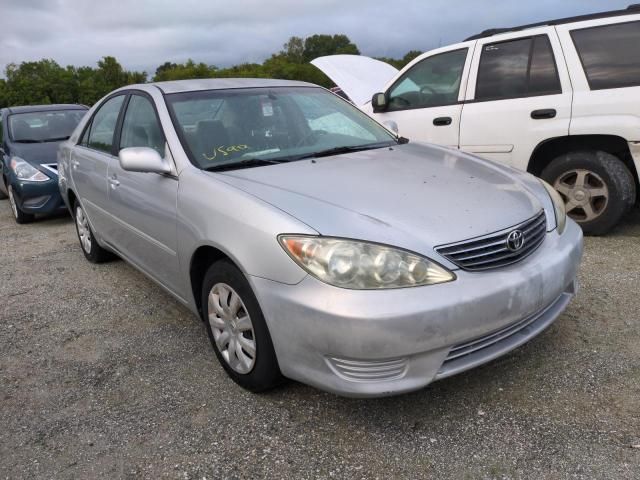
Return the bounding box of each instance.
[201,260,283,392]
[541,150,636,235]
[74,201,114,263]
[7,185,35,224]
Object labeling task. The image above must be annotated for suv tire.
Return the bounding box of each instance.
[541,150,636,235]
[201,260,284,392]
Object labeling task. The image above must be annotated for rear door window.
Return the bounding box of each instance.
[87,95,125,153]
[571,20,640,90]
[475,35,561,101]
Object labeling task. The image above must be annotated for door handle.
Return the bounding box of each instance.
[531,109,556,119]
[108,176,120,188]
[71,159,80,169]
[433,117,453,126]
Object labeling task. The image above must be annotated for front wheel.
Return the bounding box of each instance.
[7,185,35,224]
[541,150,636,235]
[202,260,283,392]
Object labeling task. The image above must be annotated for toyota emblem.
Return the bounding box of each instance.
[506,230,525,252]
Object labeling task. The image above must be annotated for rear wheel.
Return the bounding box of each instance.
[74,201,114,263]
[541,150,636,235]
[7,185,35,224]
[201,260,283,392]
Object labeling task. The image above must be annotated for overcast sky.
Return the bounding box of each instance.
[0,0,632,76]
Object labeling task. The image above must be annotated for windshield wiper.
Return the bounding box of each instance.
[44,136,71,142]
[204,158,286,172]
[290,142,395,161]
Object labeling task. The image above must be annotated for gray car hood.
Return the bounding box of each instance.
[217,143,544,251]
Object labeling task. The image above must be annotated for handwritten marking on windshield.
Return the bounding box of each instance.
[202,145,250,161]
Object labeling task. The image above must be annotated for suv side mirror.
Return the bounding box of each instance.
[371,92,388,113]
[118,147,171,174]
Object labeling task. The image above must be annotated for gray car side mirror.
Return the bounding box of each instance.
[118,147,171,174]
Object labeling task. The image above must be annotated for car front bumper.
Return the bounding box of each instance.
[9,178,67,216]
[250,220,583,398]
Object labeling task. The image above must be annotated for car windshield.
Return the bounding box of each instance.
[165,86,397,170]
[9,109,86,143]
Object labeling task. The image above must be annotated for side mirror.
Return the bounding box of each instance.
[118,147,171,174]
[371,92,388,113]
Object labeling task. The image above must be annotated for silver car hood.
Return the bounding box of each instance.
[217,143,544,251]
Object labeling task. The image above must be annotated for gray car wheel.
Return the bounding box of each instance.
[73,201,114,263]
[202,260,283,392]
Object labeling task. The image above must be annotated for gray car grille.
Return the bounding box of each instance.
[327,356,408,382]
[435,211,547,271]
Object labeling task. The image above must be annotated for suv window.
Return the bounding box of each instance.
[87,95,125,153]
[387,49,468,111]
[475,35,561,101]
[120,95,165,156]
[571,20,640,90]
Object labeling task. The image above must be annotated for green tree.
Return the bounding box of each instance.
[302,34,360,62]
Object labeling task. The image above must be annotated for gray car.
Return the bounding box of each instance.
[58,79,583,398]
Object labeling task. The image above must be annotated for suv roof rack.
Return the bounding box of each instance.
[465,4,640,41]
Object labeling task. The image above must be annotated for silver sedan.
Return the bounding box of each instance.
[58,79,583,397]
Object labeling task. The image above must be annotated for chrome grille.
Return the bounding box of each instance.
[435,211,547,271]
[327,356,408,382]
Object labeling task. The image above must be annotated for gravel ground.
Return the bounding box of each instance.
[1,199,639,480]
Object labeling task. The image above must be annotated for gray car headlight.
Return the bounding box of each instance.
[279,235,455,289]
[10,157,49,182]
[540,179,567,234]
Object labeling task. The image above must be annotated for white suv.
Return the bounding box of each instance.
[313,5,640,234]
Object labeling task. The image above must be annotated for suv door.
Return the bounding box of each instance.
[107,92,182,296]
[71,94,126,239]
[373,44,475,148]
[460,28,572,169]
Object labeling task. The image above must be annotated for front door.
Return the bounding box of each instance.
[374,45,475,148]
[106,93,182,297]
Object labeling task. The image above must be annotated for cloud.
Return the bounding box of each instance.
[0,0,631,76]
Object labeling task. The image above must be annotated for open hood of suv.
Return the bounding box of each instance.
[311,55,398,106]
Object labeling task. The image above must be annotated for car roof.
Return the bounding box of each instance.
[6,104,88,115]
[465,4,640,40]
[130,78,318,95]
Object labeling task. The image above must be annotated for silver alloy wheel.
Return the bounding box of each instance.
[8,186,19,219]
[208,282,256,374]
[75,205,92,253]
[553,169,609,223]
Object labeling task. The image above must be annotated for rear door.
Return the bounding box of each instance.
[459,27,573,170]
[373,44,475,148]
[106,92,182,296]
[71,94,127,239]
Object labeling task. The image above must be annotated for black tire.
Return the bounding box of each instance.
[0,178,7,200]
[201,260,284,392]
[541,150,636,235]
[7,184,35,224]
[73,200,114,263]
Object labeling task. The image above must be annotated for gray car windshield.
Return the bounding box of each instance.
[165,87,398,170]
[9,110,86,143]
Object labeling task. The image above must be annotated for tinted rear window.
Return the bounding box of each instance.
[571,21,640,90]
[475,35,561,101]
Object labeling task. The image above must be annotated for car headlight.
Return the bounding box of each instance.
[10,157,49,182]
[279,235,455,289]
[540,179,566,234]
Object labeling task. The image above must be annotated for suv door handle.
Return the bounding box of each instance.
[531,109,556,119]
[433,117,453,126]
[108,176,120,188]
[71,159,80,169]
